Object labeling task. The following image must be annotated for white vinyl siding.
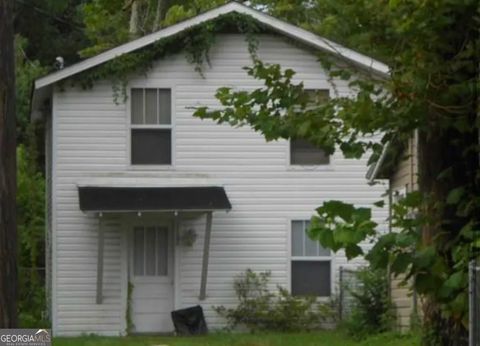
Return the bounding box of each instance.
[51,34,388,335]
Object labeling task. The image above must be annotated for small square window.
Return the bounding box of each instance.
[290,139,330,165]
[291,261,331,296]
[131,129,171,165]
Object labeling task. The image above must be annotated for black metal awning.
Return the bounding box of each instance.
[78,186,231,212]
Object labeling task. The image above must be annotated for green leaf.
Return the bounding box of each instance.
[396,233,416,247]
[353,207,372,222]
[345,244,364,260]
[473,238,480,248]
[390,252,412,274]
[450,292,468,316]
[446,187,465,205]
[414,246,436,269]
[443,271,466,291]
[322,200,355,222]
[402,191,422,207]
[315,228,336,251]
[415,273,438,293]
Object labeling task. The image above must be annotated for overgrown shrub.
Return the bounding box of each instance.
[214,269,333,332]
[343,267,395,339]
[17,138,47,327]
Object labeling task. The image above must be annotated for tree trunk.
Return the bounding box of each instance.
[129,0,140,36]
[152,0,164,32]
[152,0,171,32]
[0,0,18,328]
[417,119,477,345]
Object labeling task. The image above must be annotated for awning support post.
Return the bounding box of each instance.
[199,211,212,300]
[96,212,104,304]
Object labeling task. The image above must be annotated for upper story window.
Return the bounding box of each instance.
[130,88,172,165]
[290,89,330,166]
[291,220,331,297]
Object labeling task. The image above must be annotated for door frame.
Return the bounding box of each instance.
[122,214,178,333]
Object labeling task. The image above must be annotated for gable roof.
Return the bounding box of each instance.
[35,2,389,89]
[31,2,389,118]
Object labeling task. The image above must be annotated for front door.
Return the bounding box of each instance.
[130,223,174,333]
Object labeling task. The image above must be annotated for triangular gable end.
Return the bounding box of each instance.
[35,1,389,89]
[31,1,389,118]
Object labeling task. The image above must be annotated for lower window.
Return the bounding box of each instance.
[291,220,331,297]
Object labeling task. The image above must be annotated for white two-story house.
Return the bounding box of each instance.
[30,2,389,336]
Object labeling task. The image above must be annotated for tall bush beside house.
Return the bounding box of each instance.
[17,137,46,327]
[214,269,334,332]
[342,268,395,339]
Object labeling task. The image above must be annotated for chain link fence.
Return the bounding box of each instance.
[470,260,480,346]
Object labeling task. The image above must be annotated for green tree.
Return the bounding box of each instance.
[250,0,395,62]
[15,36,47,144]
[17,134,46,327]
[81,0,228,57]
[13,0,88,66]
[195,1,479,344]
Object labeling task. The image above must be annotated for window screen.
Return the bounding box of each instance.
[131,129,171,165]
[131,88,172,165]
[133,226,169,276]
[306,89,329,105]
[291,261,331,296]
[290,139,330,165]
[291,220,331,297]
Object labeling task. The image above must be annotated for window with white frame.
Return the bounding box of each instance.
[130,88,172,165]
[290,89,330,165]
[133,226,169,276]
[291,220,331,296]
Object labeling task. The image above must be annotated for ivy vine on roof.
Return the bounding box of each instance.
[63,13,267,103]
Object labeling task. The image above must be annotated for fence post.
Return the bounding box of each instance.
[339,266,343,321]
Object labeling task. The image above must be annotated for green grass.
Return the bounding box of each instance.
[54,331,420,346]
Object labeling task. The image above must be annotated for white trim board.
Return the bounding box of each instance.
[33,2,389,96]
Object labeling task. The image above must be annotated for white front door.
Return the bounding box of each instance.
[130,224,174,333]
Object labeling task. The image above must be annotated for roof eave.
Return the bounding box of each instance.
[366,142,390,184]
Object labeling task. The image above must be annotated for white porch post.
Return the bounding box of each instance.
[199,211,213,300]
[96,212,104,304]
